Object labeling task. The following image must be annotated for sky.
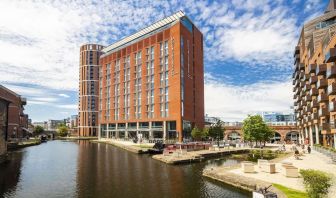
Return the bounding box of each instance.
[0,0,330,122]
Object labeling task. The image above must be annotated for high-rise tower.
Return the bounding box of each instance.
[78,44,104,136]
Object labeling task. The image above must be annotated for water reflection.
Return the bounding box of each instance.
[0,141,250,198]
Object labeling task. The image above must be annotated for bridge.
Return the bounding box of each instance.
[223,125,299,142]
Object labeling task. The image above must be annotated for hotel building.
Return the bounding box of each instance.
[78,44,104,136]
[98,11,204,142]
[293,0,336,148]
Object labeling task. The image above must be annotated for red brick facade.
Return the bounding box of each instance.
[0,85,28,140]
[78,44,104,136]
[98,13,204,142]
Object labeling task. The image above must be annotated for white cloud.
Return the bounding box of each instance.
[58,94,70,98]
[56,104,78,110]
[205,75,293,121]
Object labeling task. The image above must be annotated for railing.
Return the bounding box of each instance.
[313,145,336,163]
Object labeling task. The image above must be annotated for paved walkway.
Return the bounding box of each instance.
[229,150,336,197]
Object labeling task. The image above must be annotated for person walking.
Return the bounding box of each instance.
[307,145,311,154]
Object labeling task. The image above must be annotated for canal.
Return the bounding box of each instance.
[0,140,250,198]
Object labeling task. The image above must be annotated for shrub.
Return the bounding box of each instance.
[247,150,277,162]
[300,169,332,198]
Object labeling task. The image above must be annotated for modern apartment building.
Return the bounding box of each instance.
[0,85,29,140]
[78,44,104,136]
[293,0,336,148]
[98,11,204,142]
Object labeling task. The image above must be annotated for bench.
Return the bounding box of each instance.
[282,165,299,178]
[257,159,269,168]
[242,161,255,173]
[260,163,276,174]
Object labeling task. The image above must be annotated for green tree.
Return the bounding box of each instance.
[33,125,44,136]
[191,126,203,141]
[57,123,69,137]
[242,115,274,147]
[300,169,332,198]
[208,121,225,145]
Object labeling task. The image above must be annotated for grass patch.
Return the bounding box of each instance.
[273,183,308,198]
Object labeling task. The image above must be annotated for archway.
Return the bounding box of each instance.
[227,131,241,140]
[271,132,281,143]
[285,131,299,143]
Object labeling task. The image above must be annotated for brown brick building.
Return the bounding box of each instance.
[98,11,204,142]
[78,44,104,136]
[0,85,29,140]
[293,0,336,148]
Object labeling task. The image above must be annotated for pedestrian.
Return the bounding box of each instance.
[307,145,311,154]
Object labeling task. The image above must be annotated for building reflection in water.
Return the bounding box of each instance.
[0,150,23,196]
[75,141,249,198]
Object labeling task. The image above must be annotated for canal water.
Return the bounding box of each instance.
[0,140,250,198]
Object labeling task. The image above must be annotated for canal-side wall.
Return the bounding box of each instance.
[153,149,250,165]
[203,167,287,198]
[91,139,149,154]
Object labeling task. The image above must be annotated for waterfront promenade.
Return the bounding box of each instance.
[204,147,336,198]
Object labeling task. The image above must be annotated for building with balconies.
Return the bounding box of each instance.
[293,0,336,148]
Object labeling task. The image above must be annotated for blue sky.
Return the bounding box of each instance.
[0,0,329,122]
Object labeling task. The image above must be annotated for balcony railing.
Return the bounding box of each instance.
[329,101,336,112]
[318,107,329,117]
[299,72,305,79]
[294,53,300,64]
[328,83,336,95]
[310,87,318,96]
[316,64,327,75]
[294,46,300,56]
[299,81,305,88]
[317,78,328,89]
[304,94,312,101]
[325,48,336,63]
[317,93,328,103]
[327,65,336,79]
[310,112,318,120]
[309,75,318,84]
[321,123,330,131]
[303,74,309,82]
[303,84,311,92]
[308,64,317,74]
[311,100,319,108]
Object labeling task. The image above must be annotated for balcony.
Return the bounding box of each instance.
[316,64,327,75]
[310,87,318,96]
[293,94,298,99]
[328,83,336,95]
[321,123,330,131]
[327,65,336,79]
[292,79,296,86]
[294,101,298,106]
[303,84,311,92]
[329,101,336,112]
[318,107,329,117]
[309,76,318,84]
[317,93,328,103]
[294,46,300,56]
[293,86,297,92]
[303,74,309,82]
[311,100,319,108]
[304,94,312,101]
[310,112,318,120]
[299,81,306,88]
[325,48,336,63]
[294,53,300,64]
[317,78,328,89]
[299,72,305,79]
[308,64,317,74]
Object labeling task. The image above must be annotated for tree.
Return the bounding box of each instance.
[242,115,274,147]
[300,169,332,198]
[191,126,203,141]
[33,125,44,136]
[208,121,225,145]
[57,123,69,137]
